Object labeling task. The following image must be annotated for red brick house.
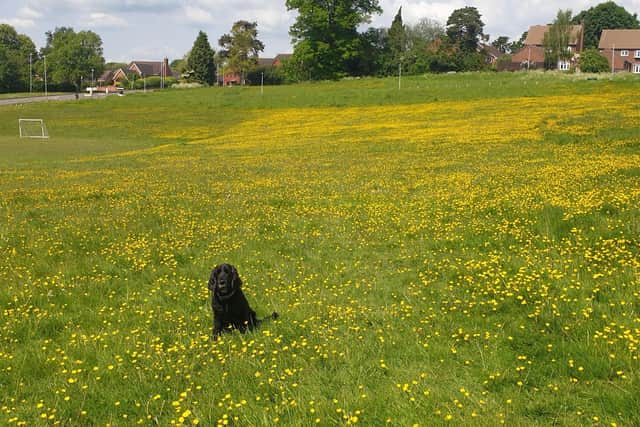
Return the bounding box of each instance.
[97,68,127,87]
[505,24,584,71]
[128,58,177,78]
[598,29,640,73]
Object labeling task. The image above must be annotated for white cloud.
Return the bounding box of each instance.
[0,17,37,29]
[17,6,43,19]
[87,12,128,28]
[183,6,213,24]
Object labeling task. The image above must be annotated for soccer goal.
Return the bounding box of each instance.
[19,118,49,139]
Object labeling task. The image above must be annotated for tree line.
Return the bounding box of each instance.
[174,0,640,84]
[1,1,638,92]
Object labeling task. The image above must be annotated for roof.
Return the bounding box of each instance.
[98,69,114,82]
[258,58,274,67]
[524,25,583,46]
[480,43,503,58]
[511,45,546,64]
[598,29,640,49]
[274,53,292,62]
[128,60,172,77]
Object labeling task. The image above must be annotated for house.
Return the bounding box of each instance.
[504,24,584,71]
[128,58,178,78]
[272,54,292,67]
[97,68,128,87]
[598,29,640,73]
[479,43,504,65]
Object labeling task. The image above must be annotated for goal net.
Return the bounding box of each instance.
[19,119,49,139]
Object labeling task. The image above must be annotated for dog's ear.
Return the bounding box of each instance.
[231,265,243,289]
[208,266,220,291]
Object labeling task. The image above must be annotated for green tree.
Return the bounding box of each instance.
[218,21,265,84]
[491,36,511,54]
[446,7,485,53]
[573,1,639,49]
[405,18,445,74]
[188,31,215,85]
[356,27,389,76]
[40,27,104,92]
[387,7,406,68]
[286,0,382,80]
[543,9,573,69]
[509,31,528,53]
[580,48,610,72]
[0,24,37,92]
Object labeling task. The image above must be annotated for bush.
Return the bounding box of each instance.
[246,66,286,85]
[580,49,610,73]
[131,76,177,89]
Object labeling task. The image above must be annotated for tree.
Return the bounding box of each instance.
[356,27,389,76]
[580,48,610,72]
[446,7,485,53]
[509,31,528,53]
[286,0,382,80]
[40,27,104,92]
[543,9,573,69]
[188,31,215,85]
[388,7,406,66]
[491,36,511,54]
[573,1,639,49]
[404,18,445,74]
[0,24,37,92]
[218,21,265,84]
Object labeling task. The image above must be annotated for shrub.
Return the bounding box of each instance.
[246,66,286,85]
[580,49,610,73]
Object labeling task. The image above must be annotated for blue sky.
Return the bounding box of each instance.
[2,0,639,62]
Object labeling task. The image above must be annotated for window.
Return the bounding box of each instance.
[620,50,629,57]
[635,50,640,58]
[558,61,570,71]
[634,63,640,74]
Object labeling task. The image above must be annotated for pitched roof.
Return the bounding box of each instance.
[258,58,274,67]
[524,24,583,46]
[511,45,546,64]
[598,29,640,49]
[128,60,173,77]
[274,53,292,62]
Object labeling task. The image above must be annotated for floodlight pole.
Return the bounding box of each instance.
[44,55,48,97]
[29,53,32,93]
[261,72,264,95]
[91,68,94,87]
[398,62,402,90]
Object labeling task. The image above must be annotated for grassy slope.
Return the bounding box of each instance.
[0,72,639,426]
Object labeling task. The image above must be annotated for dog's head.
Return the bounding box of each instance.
[208,263,242,298]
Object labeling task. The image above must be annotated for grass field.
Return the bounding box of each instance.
[1,72,639,426]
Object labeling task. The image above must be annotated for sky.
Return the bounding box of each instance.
[2,0,640,63]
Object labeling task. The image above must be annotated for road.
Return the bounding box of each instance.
[0,92,117,106]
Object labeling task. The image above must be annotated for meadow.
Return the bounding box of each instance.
[0,72,639,426]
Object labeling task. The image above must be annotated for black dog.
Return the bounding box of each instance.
[208,263,277,340]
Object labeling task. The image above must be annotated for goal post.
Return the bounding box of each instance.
[19,118,49,139]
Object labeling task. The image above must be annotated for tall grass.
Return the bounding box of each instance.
[0,72,639,426]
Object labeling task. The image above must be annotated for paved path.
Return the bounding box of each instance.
[0,92,112,106]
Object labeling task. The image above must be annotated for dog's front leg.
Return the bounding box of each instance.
[212,315,224,341]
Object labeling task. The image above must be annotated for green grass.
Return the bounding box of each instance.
[1,72,639,426]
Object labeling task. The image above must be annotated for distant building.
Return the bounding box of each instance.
[502,24,584,71]
[598,29,640,73]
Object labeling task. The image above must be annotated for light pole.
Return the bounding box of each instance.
[91,68,94,87]
[29,53,32,93]
[44,55,48,97]
[260,72,264,95]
